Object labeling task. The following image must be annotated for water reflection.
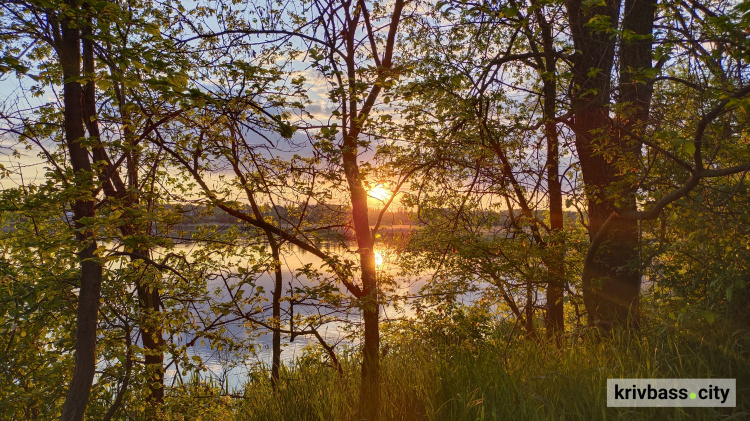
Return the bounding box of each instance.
[374,249,384,267]
[155,240,422,392]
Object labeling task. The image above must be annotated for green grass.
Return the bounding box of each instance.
[166,322,750,421]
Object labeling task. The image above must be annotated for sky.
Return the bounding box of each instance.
[0,0,580,215]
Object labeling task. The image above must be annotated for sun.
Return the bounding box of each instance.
[368,184,391,203]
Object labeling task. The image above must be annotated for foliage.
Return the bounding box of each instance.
[0,186,77,419]
[644,175,750,323]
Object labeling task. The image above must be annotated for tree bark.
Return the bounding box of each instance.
[135,280,164,415]
[535,7,565,340]
[343,137,381,419]
[566,0,655,328]
[341,1,404,417]
[59,5,103,420]
[565,0,622,328]
[82,27,166,415]
[271,241,283,391]
[226,138,286,390]
[545,111,565,338]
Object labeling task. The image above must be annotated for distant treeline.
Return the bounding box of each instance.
[169,203,578,229]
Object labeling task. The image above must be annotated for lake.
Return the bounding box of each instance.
[157,239,432,391]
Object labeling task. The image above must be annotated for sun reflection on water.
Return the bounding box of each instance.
[374,249,385,267]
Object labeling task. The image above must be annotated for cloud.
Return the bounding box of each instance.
[305,104,323,114]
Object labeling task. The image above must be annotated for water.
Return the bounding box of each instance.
[156,239,428,391]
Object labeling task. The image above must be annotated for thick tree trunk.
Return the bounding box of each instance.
[566,0,654,328]
[59,7,103,421]
[582,211,640,327]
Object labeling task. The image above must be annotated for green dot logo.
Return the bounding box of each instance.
[690,392,697,400]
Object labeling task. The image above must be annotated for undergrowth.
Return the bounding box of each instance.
[163,318,749,421]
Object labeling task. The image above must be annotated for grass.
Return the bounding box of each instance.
[165,321,750,421]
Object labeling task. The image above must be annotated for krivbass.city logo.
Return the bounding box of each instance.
[607,379,736,407]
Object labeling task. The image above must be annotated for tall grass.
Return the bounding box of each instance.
[167,322,749,420]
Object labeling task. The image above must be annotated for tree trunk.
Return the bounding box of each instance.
[566,0,653,328]
[359,258,380,420]
[233,167,286,391]
[545,115,565,339]
[535,7,565,340]
[582,212,640,327]
[337,0,406,415]
[525,279,537,338]
[343,146,380,420]
[270,239,283,391]
[134,279,164,417]
[81,27,166,414]
[59,6,103,420]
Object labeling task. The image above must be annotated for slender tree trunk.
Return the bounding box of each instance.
[360,260,380,420]
[524,280,536,338]
[59,6,103,420]
[231,163,286,391]
[270,239,283,391]
[545,113,565,339]
[135,280,164,415]
[120,114,165,417]
[81,27,166,414]
[337,0,406,416]
[343,145,380,420]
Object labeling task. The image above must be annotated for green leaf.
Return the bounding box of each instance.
[0,56,29,74]
[144,23,161,37]
[700,310,715,324]
[642,68,659,79]
[96,78,112,91]
[278,122,295,139]
[682,141,696,156]
[587,67,603,78]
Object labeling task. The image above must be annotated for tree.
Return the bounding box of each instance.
[45,3,104,418]
[156,0,411,417]
[395,0,749,331]
[1,1,220,417]
[568,0,750,327]
[386,0,583,339]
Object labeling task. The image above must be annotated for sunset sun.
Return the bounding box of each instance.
[368,184,391,203]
